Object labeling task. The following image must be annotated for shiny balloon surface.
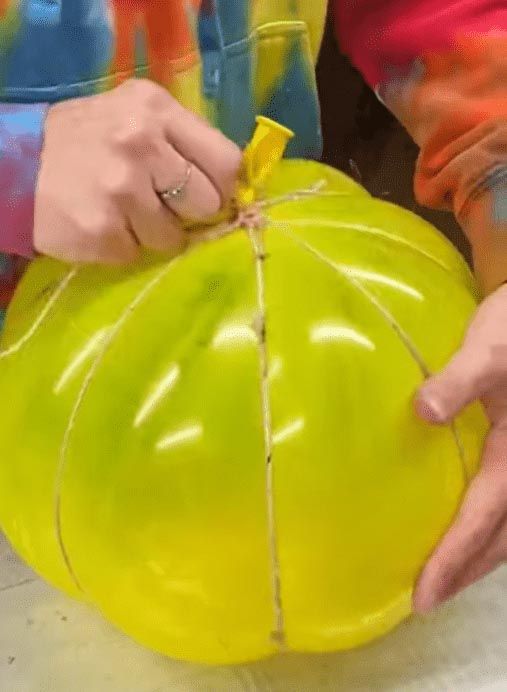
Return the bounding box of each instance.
[0,159,487,664]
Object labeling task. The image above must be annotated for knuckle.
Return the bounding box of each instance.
[132,78,169,110]
[77,210,116,242]
[103,167,136,201]
[112,120,151,152]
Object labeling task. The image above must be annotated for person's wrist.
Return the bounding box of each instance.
[458,178,507,296]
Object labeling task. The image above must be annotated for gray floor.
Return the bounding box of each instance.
[1,533,506,692]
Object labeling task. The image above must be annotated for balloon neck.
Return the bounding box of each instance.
[235,117,294,208]
[184,118,293,238]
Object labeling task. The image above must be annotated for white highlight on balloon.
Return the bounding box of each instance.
[53,328,110,395]
[268,355,283,381]
[212,323,257,349]
[311,324,375,351]
[343,266,423,300]
[272,418,305,446]
[156,423,203,452]
[134,364,181,428]
[147,561,167,577]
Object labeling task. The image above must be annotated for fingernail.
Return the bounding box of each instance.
[416,395,446,424]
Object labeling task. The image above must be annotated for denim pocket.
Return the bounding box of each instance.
[204,21,322,159]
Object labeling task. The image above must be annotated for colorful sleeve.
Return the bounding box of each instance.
[0,102,48,258]
[334,1,507,294]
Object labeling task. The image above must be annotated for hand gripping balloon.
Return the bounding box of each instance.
[0,118,487,664]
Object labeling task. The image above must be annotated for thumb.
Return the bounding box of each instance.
[415,346,488,425]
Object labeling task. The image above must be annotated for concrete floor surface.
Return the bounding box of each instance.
[1,535,506,692]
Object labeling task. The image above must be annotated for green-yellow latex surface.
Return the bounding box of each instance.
[0,122,487,664]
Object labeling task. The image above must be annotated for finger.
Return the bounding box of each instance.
[163,102,242,203]
[84,222,140,265]
[151,143,221,221]
[35,203,139,265]
[413,429,507,613]
[415,344,490,424]
[100,153,187,254]
[447,518,507,598]
[127,182,187,254]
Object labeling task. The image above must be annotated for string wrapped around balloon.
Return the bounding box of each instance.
[0,118,487,664]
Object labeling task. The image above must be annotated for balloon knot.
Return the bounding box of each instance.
[236,203,266,231]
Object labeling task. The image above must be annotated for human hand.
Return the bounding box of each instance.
[35,79,241,263]
[414,284,507,613]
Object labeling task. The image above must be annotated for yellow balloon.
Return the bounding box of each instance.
[0,121,487,664]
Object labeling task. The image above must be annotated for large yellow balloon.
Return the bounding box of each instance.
[0,122,487,664]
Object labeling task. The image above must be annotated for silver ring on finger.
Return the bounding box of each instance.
[157,162,193,207]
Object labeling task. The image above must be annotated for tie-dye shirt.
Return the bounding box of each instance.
[335,1,507,295]
[0,1,506,322]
